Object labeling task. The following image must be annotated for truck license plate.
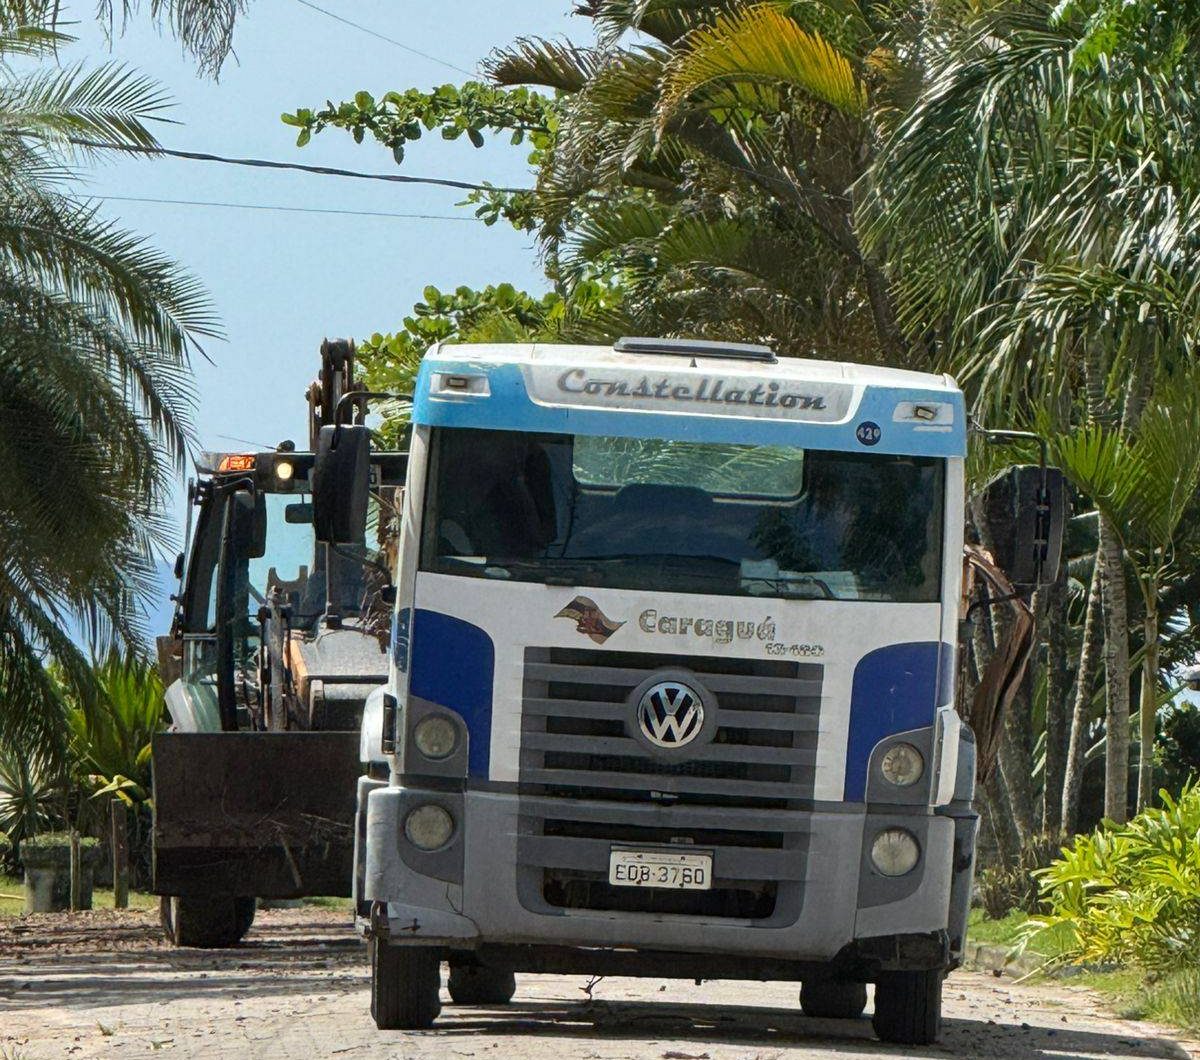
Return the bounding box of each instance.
[608,848,712,890]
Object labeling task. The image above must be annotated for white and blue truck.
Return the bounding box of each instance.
[313,337,1061,1046]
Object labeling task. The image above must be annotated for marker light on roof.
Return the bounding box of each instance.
[432,372,490,397]
[893,401,952,426]
[217,454,256,472]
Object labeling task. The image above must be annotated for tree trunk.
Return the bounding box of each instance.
[862,259,907,362]
[1098,512,1131,824]
[982,767,1019,866]
[998,669,1037,846]
[1062,556,1103,835]
[1042,571,1070,836]
[1079,343,1132,826]
[1137,593,1159,811]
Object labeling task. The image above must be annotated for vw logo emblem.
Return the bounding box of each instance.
[637,680,704,749]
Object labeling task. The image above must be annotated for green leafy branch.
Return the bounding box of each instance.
[282,81,558,164]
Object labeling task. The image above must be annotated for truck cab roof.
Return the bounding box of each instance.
[424,339,959,392]
[414,340,966,458]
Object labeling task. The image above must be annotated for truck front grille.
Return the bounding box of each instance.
[516,646,822,923]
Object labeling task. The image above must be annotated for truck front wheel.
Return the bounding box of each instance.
[799,979,867,1019]
[871,968,943,1045]
[370,940,442,1030]
[160,896,257,948]
[448,964,517,1005]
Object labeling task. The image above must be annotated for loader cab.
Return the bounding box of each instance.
[167,446,406,733]
[179,456,335,636]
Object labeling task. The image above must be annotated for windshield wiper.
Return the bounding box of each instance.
[463,557,611,584]
[446,553,841,599]
[461,554,740,587]
[741,574,838,600]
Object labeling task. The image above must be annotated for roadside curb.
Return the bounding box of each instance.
[962,940,1049,979]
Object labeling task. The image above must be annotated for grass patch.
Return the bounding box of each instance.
[1073,967,1200,1034]
[966,907,1029,948]
[0,874,22,916]
[1,872,157,917]
[3,874,349,918]
[966,908,1077,960]
[302,895,354,912]
[967,908,1200,1036]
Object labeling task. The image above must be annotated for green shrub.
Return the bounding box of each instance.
[975,834,1063,919]
[19,832,100,869]
[0,740,64,868]
[66,652,164,803]
[64,652,164,885]
[1023,783,1200,971]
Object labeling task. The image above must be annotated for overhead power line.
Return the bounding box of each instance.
[93,194,478,221]
[68,139,531,194]
[292,0,476,78]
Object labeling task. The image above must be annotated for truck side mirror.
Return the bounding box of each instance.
[312,424,370,545]
[234,489,268,560]
[978,464,1065,589]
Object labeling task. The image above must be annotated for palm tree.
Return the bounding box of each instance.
[485,1,923,359]
[1048,368,1200,812]
[0,7,218,757]
[862,0,1200,824]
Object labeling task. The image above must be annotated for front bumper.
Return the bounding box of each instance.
[361,784,963,965]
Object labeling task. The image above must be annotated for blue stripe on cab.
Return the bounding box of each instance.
[409,609,495,778]
[843,642,949,802]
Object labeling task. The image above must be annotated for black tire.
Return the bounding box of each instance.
[872,968,943,1046]
[800,979,868,1019]
[233,897,257,939]
[160,896,257,948]
[448,965,517,1006]
[371,940,442,1030]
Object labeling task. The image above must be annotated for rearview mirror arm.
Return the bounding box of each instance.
[333,391,413,431]
[971,425,1048,468]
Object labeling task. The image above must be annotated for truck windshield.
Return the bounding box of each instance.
[420,428,945,603]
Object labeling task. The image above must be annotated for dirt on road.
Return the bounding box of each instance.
[1,908,1196,1060]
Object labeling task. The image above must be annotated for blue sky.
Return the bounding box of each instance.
[56,0,582,633]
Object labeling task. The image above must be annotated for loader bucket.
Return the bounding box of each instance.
[152,731,362,899]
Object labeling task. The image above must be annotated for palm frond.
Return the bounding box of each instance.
[657,3,869,127]
[0,62,172,148]
[580,0,743,47]
[97,0,248,77]
[486,38,603,92]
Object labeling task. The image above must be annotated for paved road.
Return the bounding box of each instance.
[1,909,1195,1060]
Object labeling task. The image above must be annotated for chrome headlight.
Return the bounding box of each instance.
[413,715,458,760]
[870,828,921,877]
[880,743,924,787]
[404,804,454,851]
